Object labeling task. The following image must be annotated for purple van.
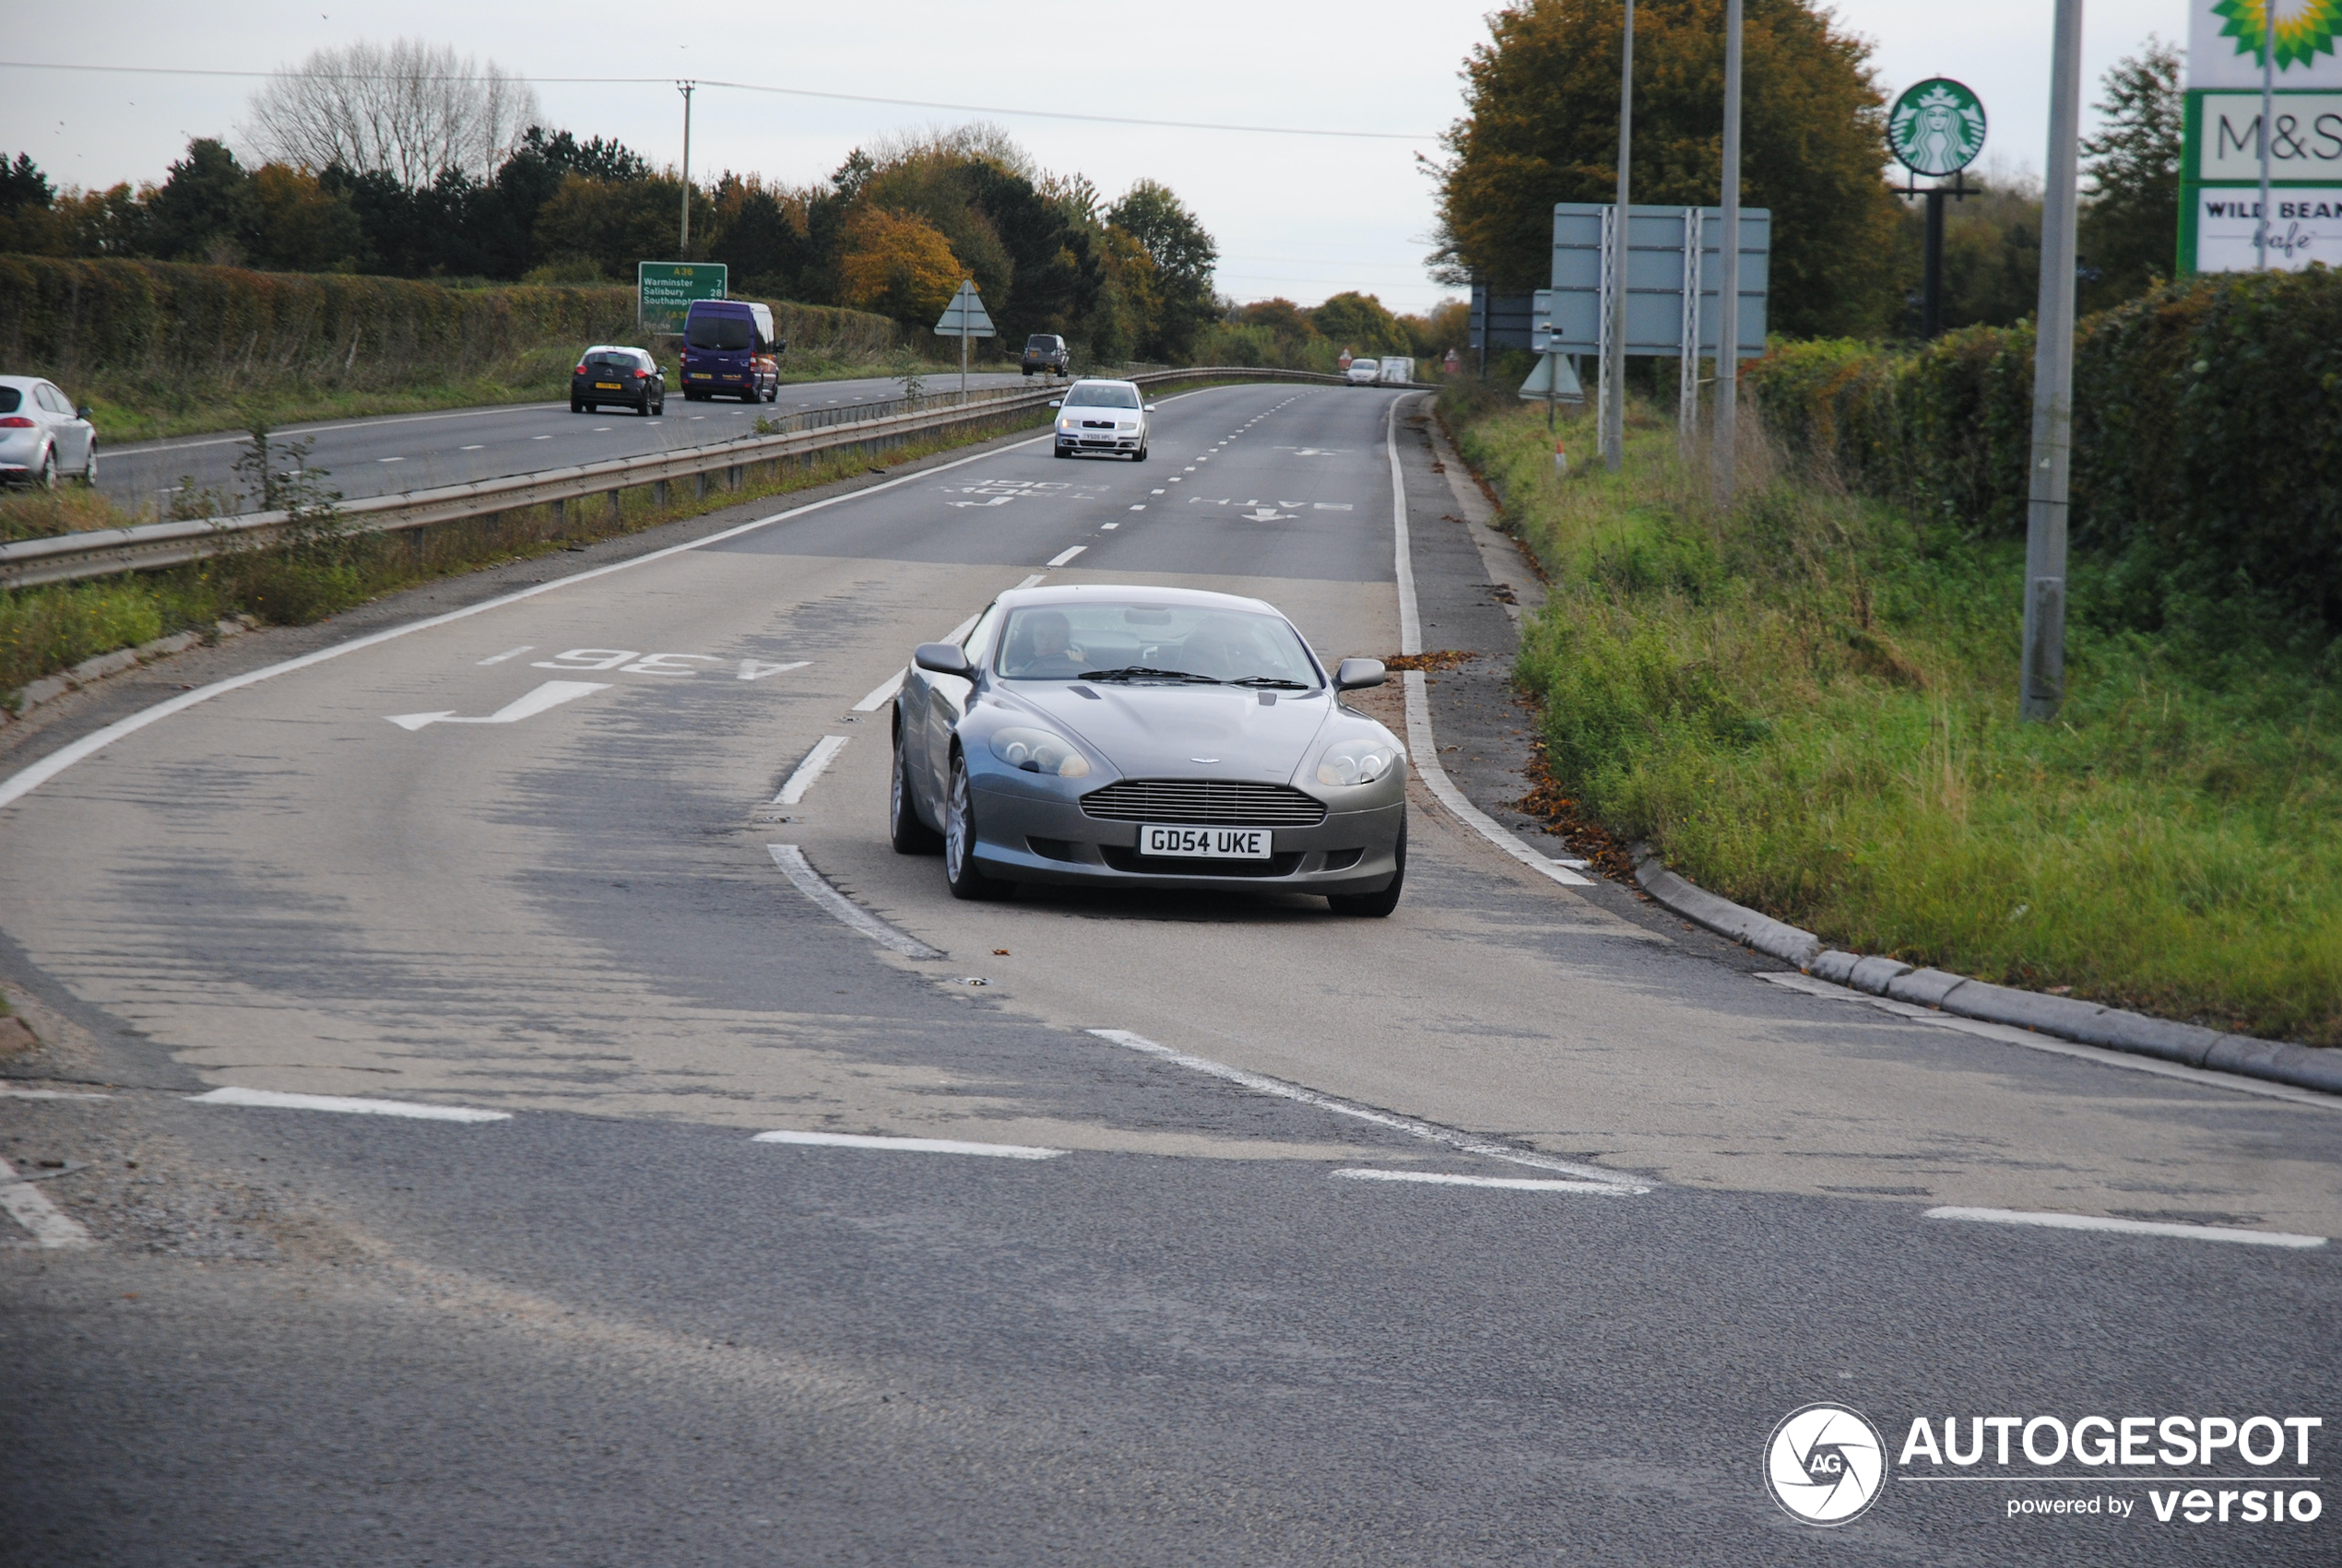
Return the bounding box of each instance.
[681,300,781,403]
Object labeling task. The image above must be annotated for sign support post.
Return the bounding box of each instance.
[1714,0,1744,504]
[932,280,996,405]
[1604,0,1635,470]
[2021,0,2084,724]
[2259,28,2275,267]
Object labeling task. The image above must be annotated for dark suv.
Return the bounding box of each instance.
[572,346,666,416]
[1021,334,1070,377]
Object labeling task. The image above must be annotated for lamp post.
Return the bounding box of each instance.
[678,80,695,257]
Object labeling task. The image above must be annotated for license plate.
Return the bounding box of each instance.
[1141,825,1272,859]
[595,382,621,390]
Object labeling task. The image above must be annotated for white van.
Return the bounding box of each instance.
[1345,358,1382,385]
[1377,357,1416,385]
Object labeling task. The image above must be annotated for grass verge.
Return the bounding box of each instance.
[1446,384,2342,1046]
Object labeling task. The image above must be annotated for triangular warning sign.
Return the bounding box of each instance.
[934,279,996,337]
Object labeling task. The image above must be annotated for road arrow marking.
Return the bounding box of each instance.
[737,660,810,681]
[385,679,610,731]
[1240,508,1293,522]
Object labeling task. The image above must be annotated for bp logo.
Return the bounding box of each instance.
[2216,0,2342,71]
[1766,1404,1887,1526]
[1889,79,1986,178]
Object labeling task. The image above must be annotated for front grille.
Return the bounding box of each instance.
[1081,779,1327,827]
[1101,847,1306,878]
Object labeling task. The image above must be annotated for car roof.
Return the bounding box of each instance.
[989,584,1281,617]
[581,344,648,356]
[0,375,56,389]
[1065,376,1140,389]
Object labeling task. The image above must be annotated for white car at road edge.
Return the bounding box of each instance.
[0,375,97,488]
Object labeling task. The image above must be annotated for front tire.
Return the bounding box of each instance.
[891,733,943,855]
[1131,442,1148,463]
[1054,443,1072,460]
[1327,819,1405,916]
[943,751,1011,900]
[77,442,98,486]
[34,448,55,491]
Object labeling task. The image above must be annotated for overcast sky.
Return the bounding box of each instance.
[6,1,2184,315]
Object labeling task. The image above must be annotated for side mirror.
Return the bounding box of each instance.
[1333,657,1386,691]
[77,406,93,419]
[1143,404,1157,412]
[914,643,974,678]
[1047,400,1062,408]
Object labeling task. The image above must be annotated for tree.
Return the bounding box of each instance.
[2079,38,2184,312]
[837,206,964,324]
[1433,0,1902,338]
[244,38,540,189]
[0,153,51,213]
[532,173,700,281]
[1311,292,1408,355]
[709,176,813,300]
[1106,180,1218,360]
[243,163,366,271]
[146,138,253,265]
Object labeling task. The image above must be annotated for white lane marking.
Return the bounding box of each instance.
[112,402,567,458]
[532,434,552,440]
[751,1129,1064,1160]
[460,444,485,451]
[1016,572,1047,589]
[1047,545,1087,567]
[0,1089,112,1101]
[475,645,534,666]
[1101,523,1118,530]
[767,844,944,960]
[1332,1168,1634,1195]
[1752,973,2342,1110]
[385,679,609,731]
[1129,505,1145,512]
[0,1155,97,1248]
[738,659,810,681]
[1087,1030,1650,1190]
[942,613,983,645]
[1924,1207,2327,1250]
[376,455,404,464]
[1151,489,1165,495]
[187,1086,511,1123]
[1386,396,1421,655]
[851,669,907,713]
[775,736,849,804]
[0,394,1255,813]
[1403,673,1592,887]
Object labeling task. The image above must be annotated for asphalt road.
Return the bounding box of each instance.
[4,383,2337,1564]
[97,369,1035,513]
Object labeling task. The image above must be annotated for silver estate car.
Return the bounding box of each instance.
[0,375,97,488]
[889,585,1408,915]
[1049,378,1153,460]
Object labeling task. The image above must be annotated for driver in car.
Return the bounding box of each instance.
[1009,610,1087,678]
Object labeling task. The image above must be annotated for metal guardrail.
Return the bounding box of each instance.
[1,366,1362,589]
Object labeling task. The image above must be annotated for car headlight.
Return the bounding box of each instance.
[1315,734,1401,787]
[988,726,1093,778]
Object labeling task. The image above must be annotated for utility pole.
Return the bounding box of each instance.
[2258,18,2275,268]
[2020,0,2083,723]
[678,81,695,258]
[1712,0,1743,504]
[1604,0,1635,470]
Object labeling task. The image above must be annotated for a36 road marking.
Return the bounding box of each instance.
[775,736,849,804]
[188,1086,511,1123]
[1924,1207,2326,1249]
[386,679,609,731]
[1086,1030,1650,1191]
[476,645,534,666]
[752,1129,1064,1160]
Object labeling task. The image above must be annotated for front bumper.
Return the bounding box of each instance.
[1056,429,1141,452]
[967,775,1402,894]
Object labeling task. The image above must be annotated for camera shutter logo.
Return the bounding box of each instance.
[1766,1404,1888,1526]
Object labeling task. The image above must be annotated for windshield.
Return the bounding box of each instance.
[996,603,1319,687]
[1062,383,1141,408]
[685,313,754,350]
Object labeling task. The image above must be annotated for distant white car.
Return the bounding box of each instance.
[1345,358,1381,386]
[1051,378,1154,460]
[0,375,96,488]
[1377,357,1416,385]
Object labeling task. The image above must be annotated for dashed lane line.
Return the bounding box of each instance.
[766,844,944,960]
[1047,545,1087,567]
[0,1155,97,1248]
[1086,1030,1651,1192]
[187,1086,511,1123]
[752,1129,1064,1160]
[1332,1168,1636,1196]
[1925,1207,2326,1249]
[775,736,850,804]
[850,670,906,713]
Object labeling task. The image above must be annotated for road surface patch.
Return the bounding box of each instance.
[751,1129,1064,1160]
[1923,1206,2326,1249]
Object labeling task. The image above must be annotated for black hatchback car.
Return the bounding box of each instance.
[571,346,666,415]
[1021,334,1070,377]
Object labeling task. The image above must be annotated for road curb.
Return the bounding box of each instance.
[1629,845,2342,1098]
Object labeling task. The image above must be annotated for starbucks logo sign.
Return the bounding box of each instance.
[1889,78,1987,178]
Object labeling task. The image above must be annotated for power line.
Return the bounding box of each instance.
[0,59,1440,142]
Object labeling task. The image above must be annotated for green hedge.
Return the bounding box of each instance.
[0,254,898,384]
[1745,268,2342,627]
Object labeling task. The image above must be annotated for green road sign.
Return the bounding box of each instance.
[637,262,727,334]
[1890,78,1988,178]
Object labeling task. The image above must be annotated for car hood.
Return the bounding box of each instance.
[993,682,1334,782]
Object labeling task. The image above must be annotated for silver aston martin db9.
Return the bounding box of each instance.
[889,584,1408,914]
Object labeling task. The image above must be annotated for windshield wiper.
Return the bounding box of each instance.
[1076,666,1221,684]
[1226,677,1313,690]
